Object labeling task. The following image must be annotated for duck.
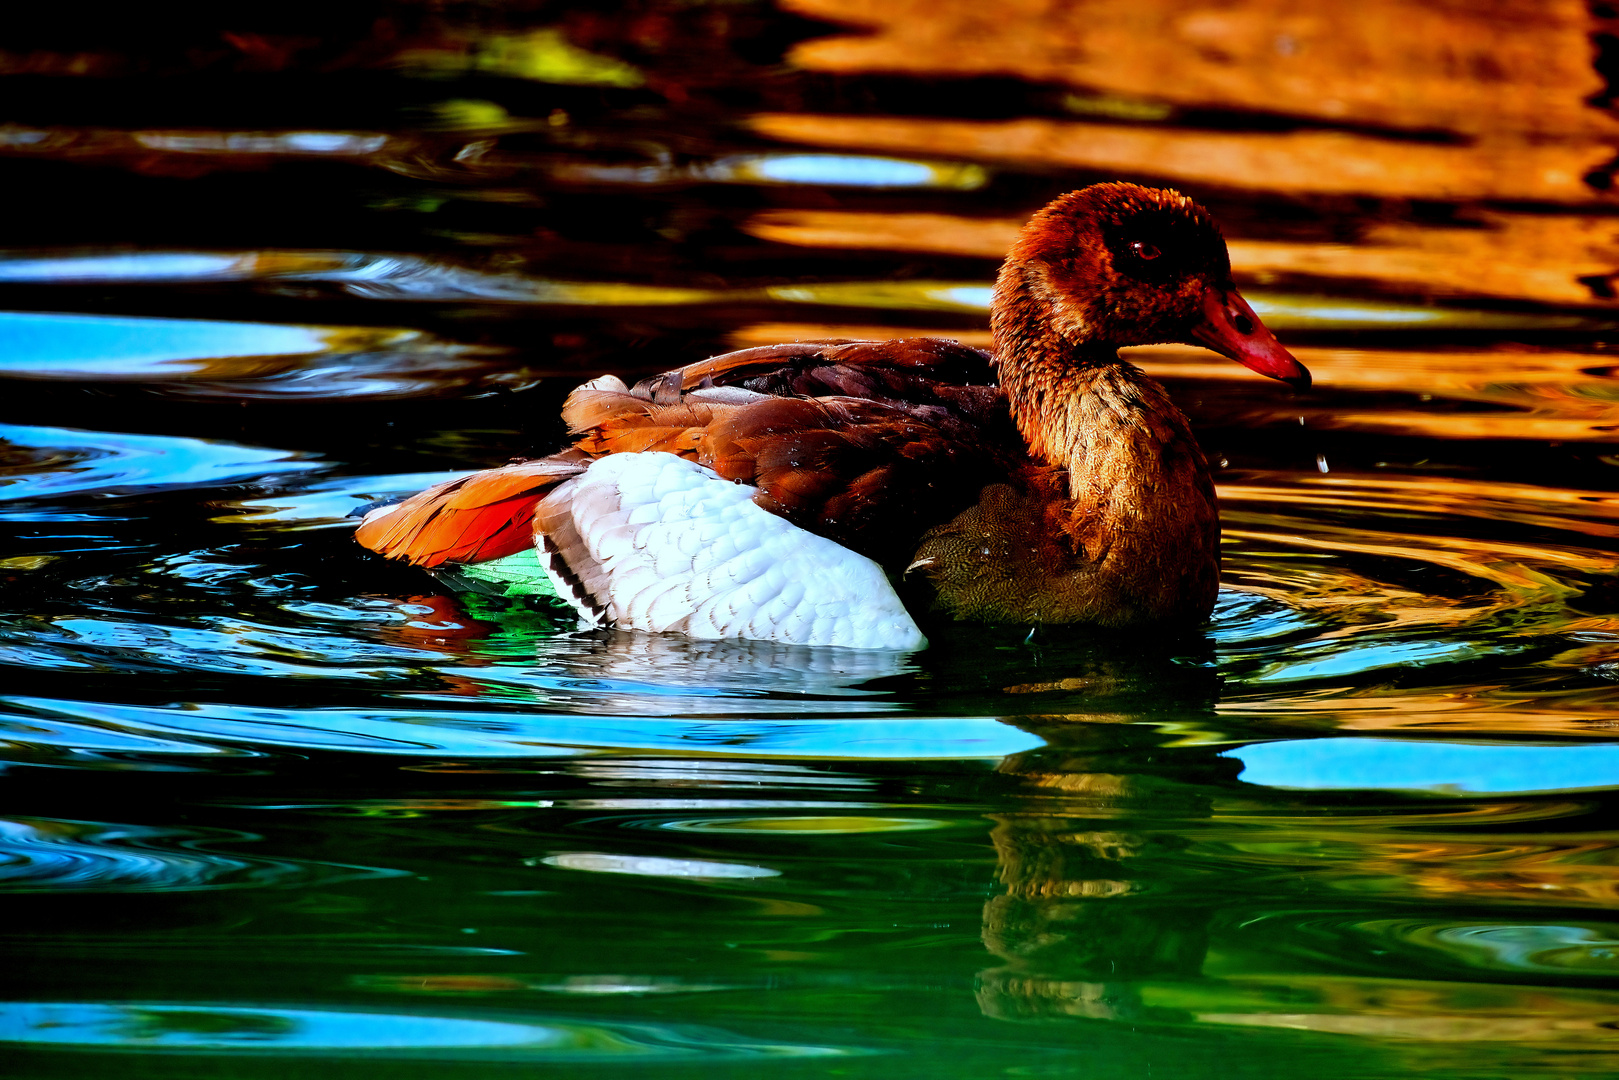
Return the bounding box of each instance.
[355,182,1309,651]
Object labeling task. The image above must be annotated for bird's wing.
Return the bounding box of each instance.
[565,386,1015,567]
[356,340,1016,571]
[629,337,1000,414]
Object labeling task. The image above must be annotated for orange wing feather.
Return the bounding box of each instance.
[355,460,583,567]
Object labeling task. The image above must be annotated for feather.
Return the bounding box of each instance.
[354,459,582,567]
[535,453,925,650]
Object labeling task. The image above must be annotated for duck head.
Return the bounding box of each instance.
[991,183,1310,390]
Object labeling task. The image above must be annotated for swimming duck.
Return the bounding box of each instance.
[356,182,1308,650]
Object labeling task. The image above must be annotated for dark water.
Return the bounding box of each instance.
[4,3,1619,1076]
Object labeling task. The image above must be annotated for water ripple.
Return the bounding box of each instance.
[0,817,401,892]
[1361,919,1619,977]
[0,424,322,503]
[0,311,522,400]
[0,696,1043,761]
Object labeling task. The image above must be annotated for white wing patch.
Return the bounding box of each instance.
[533,452,926,651]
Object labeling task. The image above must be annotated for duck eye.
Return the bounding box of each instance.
[1131,241,1161,261]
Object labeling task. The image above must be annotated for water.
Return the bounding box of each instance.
[4,3,1619,1076]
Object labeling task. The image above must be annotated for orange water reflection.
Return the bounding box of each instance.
[783,0,1611,140]
[749,113,1613,204]
[775,0,1618,207]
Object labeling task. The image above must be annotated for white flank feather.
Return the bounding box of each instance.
[535,452,926,651]
[685,385,770,405]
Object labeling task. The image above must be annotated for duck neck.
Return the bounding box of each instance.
[990,265,1208,506]
[996,346,1127,477]
[990,275,1129,475]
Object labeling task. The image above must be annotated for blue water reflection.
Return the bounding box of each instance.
[0,254,249,283]
[0,424,320,499]
[0,1002,850,1058]
[0,696,1044,760]
[711,153,988,189]
[134,132,390,155]
[1227,738,1619,793]
[0,311,332,371]
[0,311,511,399]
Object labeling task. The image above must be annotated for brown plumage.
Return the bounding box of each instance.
[356,182,1309,633]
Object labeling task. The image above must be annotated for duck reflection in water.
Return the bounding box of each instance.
[977,743,1228,1022]
[363,590,1224,713]
[975,664,1230,1024]
[368,592,1232,1023]
[366,592,919,706]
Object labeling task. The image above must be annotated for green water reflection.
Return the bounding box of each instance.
[6,729,1618,1077]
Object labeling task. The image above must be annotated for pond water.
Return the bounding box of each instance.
[4,3,1619,1077]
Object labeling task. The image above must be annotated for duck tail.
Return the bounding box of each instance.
[354,453,587,568]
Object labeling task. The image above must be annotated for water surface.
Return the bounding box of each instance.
[3,3,1619,1077]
